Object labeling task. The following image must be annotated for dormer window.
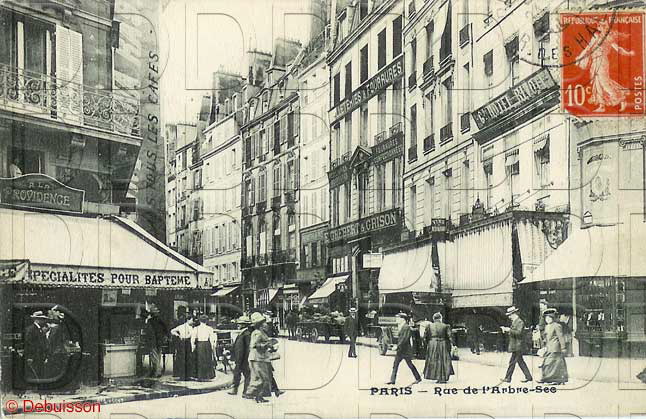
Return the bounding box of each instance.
[262,91,269,112]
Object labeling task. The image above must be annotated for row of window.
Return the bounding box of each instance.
[333,15,403,106]
[300,240,327,269]
[301,189,328,228]
[244,111,298,164]
[203,221,240,256]
[204,148,238,183]
[212,262,239,284]
[244,160,297,206]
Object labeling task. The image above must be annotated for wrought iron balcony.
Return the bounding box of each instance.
[390,121,403,137]
[0,64,140,138]
[423,133,435,153]
[374,131,386,144]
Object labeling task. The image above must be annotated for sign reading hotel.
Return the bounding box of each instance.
[331,55,404,122]
[25,265,197,289]
[472,68,558,131]
[325,209,401,243]
[0,174,84,213]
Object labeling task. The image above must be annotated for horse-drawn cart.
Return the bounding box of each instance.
[295,320,345,343]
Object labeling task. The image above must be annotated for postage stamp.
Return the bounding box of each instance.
[561,11,645,116]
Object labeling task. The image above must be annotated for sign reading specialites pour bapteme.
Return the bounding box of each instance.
[0,174,85,213]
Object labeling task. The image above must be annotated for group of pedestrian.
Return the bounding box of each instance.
[169,313,218,381]
[227,312,284,403]
[23,307,75,381]
[501,305,568,385]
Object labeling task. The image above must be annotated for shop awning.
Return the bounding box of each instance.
[442,221,514,308]
[268,288,281,304]
[212,286,239,297]
[378,243,436,294]
[524,223,646,283]
[307,275,348,303]
[0,208,212,289]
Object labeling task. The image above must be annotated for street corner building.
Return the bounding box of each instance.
[0,0,214,393]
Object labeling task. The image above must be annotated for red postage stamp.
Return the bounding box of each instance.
[561,11,645,116]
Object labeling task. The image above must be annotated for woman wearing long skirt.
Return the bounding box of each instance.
[247,312,274,403]
[423,312,455,383]
[191,314,217,381]
[539,309,568,385]
[171,317,194,380]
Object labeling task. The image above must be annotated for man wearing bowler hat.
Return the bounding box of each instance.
[501,306,533,383]
[386,313,422,385]
[228,315,253,397]
[24,310,51,381]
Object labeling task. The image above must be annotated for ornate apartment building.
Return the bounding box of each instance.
[325,0,406,312]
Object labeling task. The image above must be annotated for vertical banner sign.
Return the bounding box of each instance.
[580,142,619,225]
[114,0,166,241]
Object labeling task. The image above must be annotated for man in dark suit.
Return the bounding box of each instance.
[466,309,482,355]
[23,310,51,381]
[344,308,358,358]
[387,313,421,385]
[501,306,533,383]
[228,316,253,397]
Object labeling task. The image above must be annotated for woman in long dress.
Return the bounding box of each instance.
[171,316,194,380]
[246,312,274,403]
[191,314,217,381]
[539,309,568,385]
[423,312,455,383]
[576,19,635,112]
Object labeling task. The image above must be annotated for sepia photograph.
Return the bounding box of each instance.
[1,0,646,417]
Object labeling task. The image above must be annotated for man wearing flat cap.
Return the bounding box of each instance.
[23,310,51,381]
[501,306,533,383]
[387,313,422,385]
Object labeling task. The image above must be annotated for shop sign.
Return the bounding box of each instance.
[0,174,84,213]
[472,68,558,131]
[328,162,352,189]
[331,55,404,123]
[430,218,447,233]
[325,209,401,243]
[372,133,404,165]
[363,253,383,269]
[24,265,197,289]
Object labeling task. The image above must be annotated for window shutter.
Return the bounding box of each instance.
[55,25,83,122]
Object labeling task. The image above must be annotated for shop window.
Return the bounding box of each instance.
[9,147,44,176]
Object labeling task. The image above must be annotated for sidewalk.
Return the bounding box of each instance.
[3,362,233,416]
[354,336,646,385]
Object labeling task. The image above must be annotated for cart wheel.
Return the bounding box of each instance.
[310,327,319,343]
[378,335,388,356]
[295,327,303,341]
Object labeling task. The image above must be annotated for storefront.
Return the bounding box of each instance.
[212,285,242,323]
[0,206,212,390]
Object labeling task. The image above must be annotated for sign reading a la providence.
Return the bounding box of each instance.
[0,174,84,213]
[325,208,401,243]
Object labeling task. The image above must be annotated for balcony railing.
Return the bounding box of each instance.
[407,145,418,162]
[423,133,435,153]
[460,112,471,132]
[390,121,403,137]
[271,195,282,209]
[440,123,453,143]
[0,64,140,138]
[374,131,386,144]
[408,71,417,90]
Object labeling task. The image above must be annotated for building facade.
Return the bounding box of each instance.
[293,28,331,310]
[326,0,406,315]
[240,40,304,315]
[200,71,244,316]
